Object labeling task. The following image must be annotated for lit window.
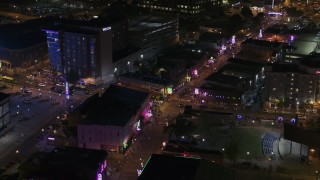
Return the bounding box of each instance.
[272,88,276,91]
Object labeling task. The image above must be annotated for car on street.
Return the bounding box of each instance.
[23,98,32,104]
[56,83,65,87]
[38,83,46,87]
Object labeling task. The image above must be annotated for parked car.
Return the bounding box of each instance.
[38,83,46,87]
[23,98,32,104]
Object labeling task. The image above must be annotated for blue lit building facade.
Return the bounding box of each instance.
[43,17,128,84]
[45,30,63,72]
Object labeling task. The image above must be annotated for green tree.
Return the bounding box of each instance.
[229,14,242,25]
[225,140,240,166]
[241,6,253,18]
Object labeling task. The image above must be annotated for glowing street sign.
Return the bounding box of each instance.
[259,29,263,38]
[193,69,198,76]
[97,174,102,180]
[231,35,236,44]
[194,88,199,95]
[136,120,141,131]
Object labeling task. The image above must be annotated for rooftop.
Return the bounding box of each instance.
[120,72,172,86]
[82,85,149,126]
[288,40,317,56]
[205,73,241,87]
[199,32,224,43]
[113,47,141,63]
[129,15,177,33]
[300,53,320,68]
[44,16,127,34]
[228,58,265,67]
[242,38,283,48]
[18,146,107,180]
[138,154,236,180]
[200,83,244,96]
[268,63,304,73]
[0,92,10,102]
[219,59,263,79]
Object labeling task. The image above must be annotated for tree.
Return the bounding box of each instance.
[256,12,265,20]
[225,140,240,166]
[229,14,242,25]
[241,6,253,18]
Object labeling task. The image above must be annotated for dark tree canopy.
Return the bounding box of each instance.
[229,14,242,25]
[241,6,253,18]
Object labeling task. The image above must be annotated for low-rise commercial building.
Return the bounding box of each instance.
[0,18,52,70]
[77,85,151,153]
[18,147,108,180]
[238,38,284,63]
[117,72,173,96]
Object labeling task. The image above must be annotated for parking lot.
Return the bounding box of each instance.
[0,84,87,168]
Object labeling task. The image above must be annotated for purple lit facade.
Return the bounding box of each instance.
[96,160,108,180]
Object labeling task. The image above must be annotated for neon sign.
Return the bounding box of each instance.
[231,35,236,44]
[97,174,102,180]
[136,120,141,131]
[194,88,199,95]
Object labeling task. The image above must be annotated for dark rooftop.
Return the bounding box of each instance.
[161,46,206,61]
[242,38,283,48]
[205,73,241,87]
[0,17,56,49]
[43,16,127,38]
[219,61,262,79]
[82,85,149,126]
[200,83,244,96]
[0,31,47,49]
[300,53,320,68]
[0,92,10,102]
[138,154,236,180]
[269,63,304,73]
[199,32,225,43]
[284,123,320,148]
[113,47,141,63]
[121,72,172,86]
[60,16,126,29]
[18,146,107,180]
[228,58,266,67]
